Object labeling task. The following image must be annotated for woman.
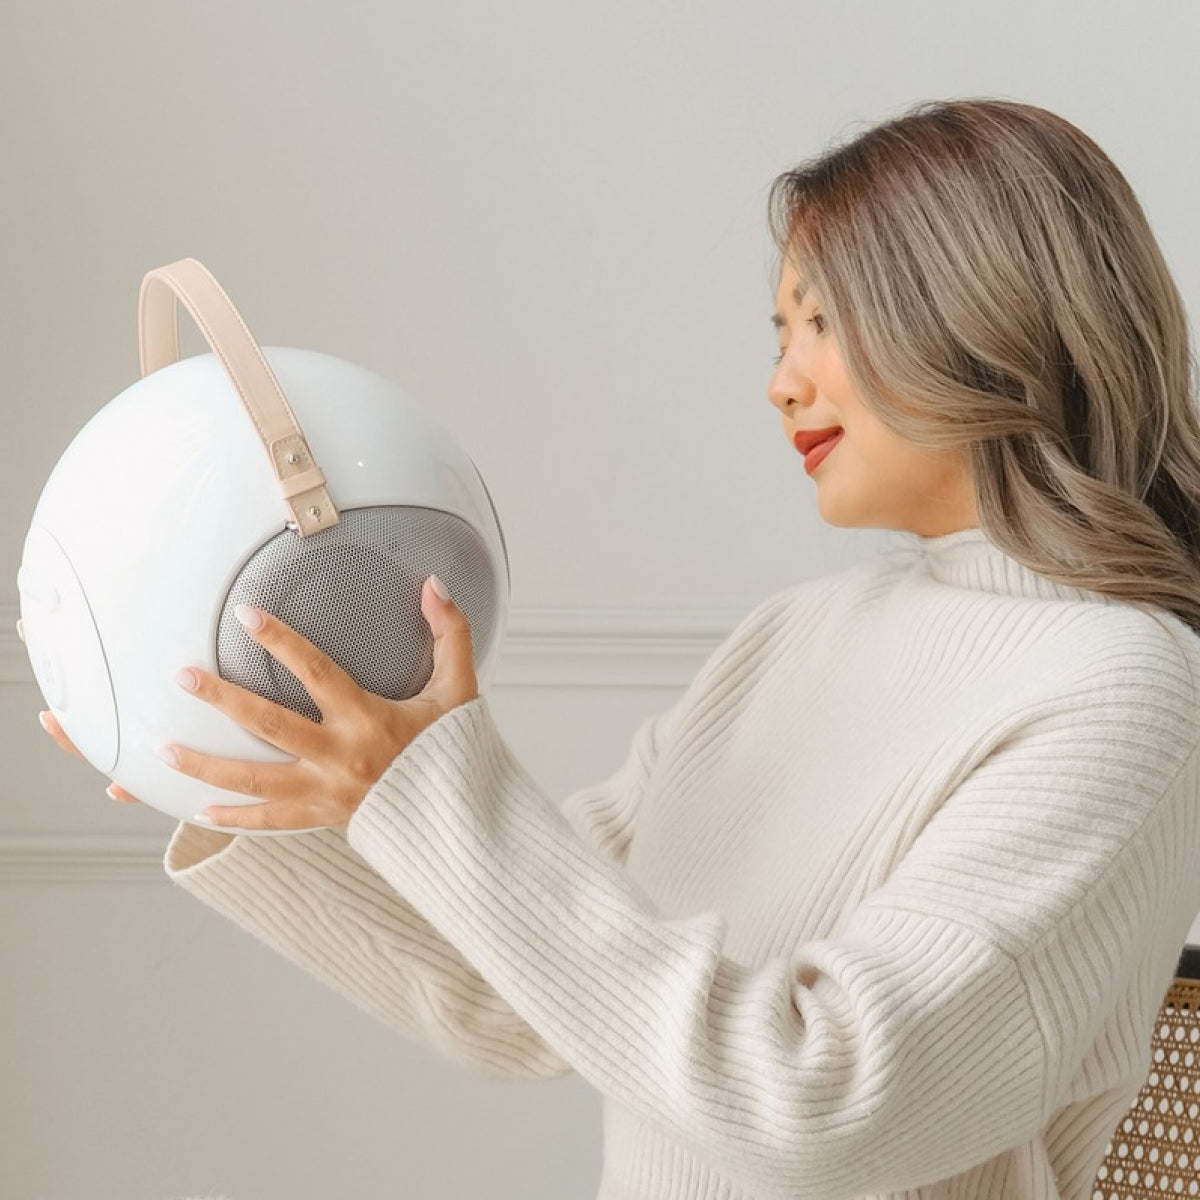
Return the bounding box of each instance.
[37,97,1200,1199]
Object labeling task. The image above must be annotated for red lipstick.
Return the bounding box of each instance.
[794,427,843,475]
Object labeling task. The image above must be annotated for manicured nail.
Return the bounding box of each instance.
[429,575,450,601]
[191,812,214,826]
[156,744,180,768]
[106,785,122,802]
[174,667,199,692]
[16,618,25,643]
[235,604,264,630]
[37,710,51,734]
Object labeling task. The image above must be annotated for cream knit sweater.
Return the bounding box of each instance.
[164,526,1200,1200]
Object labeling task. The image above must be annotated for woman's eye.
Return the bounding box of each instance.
[774,313,824,364]
[775,315,823,363]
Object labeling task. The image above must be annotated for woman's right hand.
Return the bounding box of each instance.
[20,618,142,805]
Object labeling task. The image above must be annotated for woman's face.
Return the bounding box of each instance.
[768,260,978,537]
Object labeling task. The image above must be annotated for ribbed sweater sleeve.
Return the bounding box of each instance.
[162,707,669,1081]
[344,650,1200,1199]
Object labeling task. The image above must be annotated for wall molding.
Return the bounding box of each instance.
[0,600,744,882]
[0,601,742,691]
[498,605,741,687]
[1,833,167,883]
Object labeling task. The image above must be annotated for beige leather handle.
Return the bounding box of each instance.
[138,257,339,537]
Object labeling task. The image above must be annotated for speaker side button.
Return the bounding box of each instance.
[17,566,62,613]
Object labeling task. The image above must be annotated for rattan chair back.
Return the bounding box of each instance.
[1094,947,1200,1200]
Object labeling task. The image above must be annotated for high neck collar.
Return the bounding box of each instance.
[892,525,1123,607]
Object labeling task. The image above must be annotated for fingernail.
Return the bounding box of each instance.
[429,575,450,602]
[174,667,199,691]
[37,710,51,734]
[191,812,214,826]
[16,618,25,643]
[156,744,180,768]
[235,604,264,630]
[105,784,120,801]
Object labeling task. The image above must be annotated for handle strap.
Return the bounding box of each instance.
[138,258,339,536]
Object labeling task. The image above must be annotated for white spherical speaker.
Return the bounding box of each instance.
[18,258,509,832]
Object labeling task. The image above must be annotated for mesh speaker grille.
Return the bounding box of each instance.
[217,505,499,722]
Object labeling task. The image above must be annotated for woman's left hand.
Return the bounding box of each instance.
[166,575,478,832]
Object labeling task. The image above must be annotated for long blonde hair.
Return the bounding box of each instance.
[768,97,1200,637]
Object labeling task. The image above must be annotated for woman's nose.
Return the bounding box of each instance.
[767,357,814,414]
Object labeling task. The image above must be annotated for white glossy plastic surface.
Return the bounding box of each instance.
[19,347,508,831]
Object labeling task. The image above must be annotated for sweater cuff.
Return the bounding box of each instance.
[347,695,511,882]
[164,821,239,875]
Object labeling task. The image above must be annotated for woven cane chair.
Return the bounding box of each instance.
[1093,946,1200,1200]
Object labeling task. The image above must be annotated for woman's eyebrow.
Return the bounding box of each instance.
[771,279,812,328]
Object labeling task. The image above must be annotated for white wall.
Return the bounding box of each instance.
[4,1,1200,1197]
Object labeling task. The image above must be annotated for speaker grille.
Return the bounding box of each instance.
[217,505,500,723]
